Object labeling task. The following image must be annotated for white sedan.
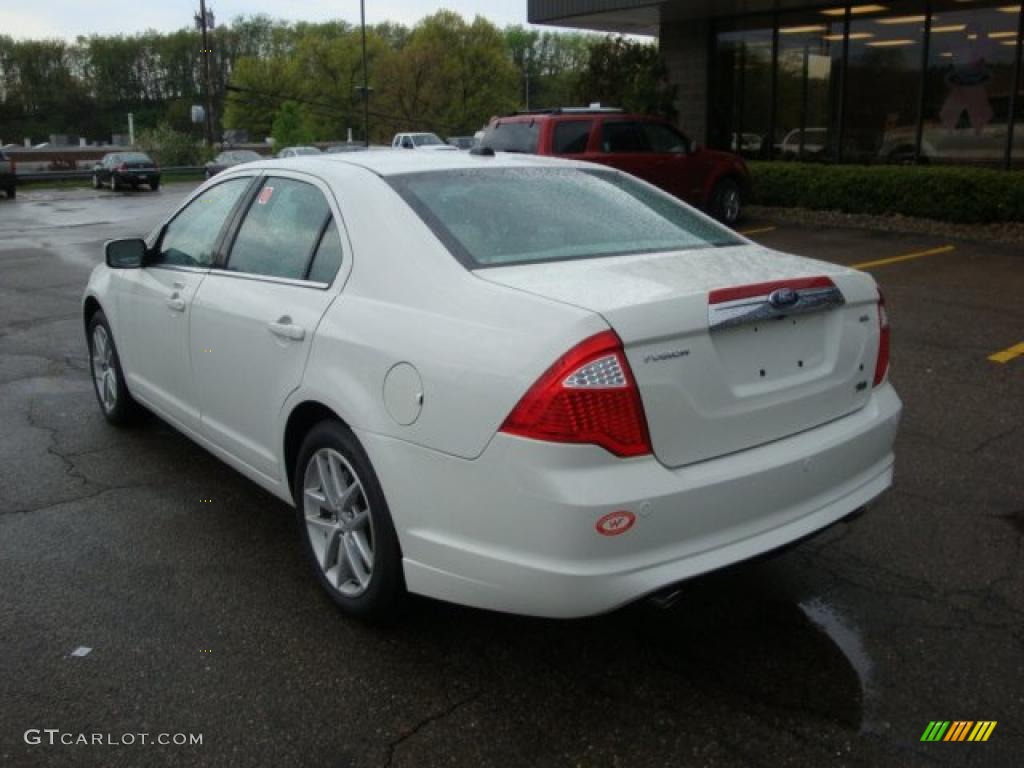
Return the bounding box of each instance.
[83,151,901,619]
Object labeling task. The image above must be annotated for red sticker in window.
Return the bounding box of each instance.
[257,186,274,205]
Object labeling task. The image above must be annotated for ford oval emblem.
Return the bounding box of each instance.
[769,287,799,309]
[595,510,636,537]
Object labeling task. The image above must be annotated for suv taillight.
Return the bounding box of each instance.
[873,291,890,387]
[116,163,126,171]
[500,330,652,457]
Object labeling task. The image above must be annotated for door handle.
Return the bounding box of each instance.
[166,294,186,312]
[268,318,305,341]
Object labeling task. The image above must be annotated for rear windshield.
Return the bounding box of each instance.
[121,152,153,163]
[388,168,741,268]
[480,121,540,154]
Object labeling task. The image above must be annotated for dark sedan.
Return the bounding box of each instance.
[92,152,161,191]
[205,149,263,178]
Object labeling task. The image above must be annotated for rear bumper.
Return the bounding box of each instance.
[361,383,902,618]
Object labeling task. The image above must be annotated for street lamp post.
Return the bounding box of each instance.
[196,1,215,147]
[360,0,370,146]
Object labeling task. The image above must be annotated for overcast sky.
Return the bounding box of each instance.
[0,1,542,41]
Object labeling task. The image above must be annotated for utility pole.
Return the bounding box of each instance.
[196,1,215,147]
[359,0,370,147]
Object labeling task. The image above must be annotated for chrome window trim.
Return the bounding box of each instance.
[207,268,330,291]
[147,264,211,275]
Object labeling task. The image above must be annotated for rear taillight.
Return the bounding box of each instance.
[117,163,126,171]
[873,291,890,387]
[500,331,652,457]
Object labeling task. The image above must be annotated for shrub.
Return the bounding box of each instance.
[749,162,1024,224]
[136,124,203,167]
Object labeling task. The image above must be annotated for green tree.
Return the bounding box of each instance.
[137,123,203,165]
[574,36,677,119]
[271,101,313,147]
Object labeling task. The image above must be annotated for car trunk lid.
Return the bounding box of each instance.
[477,245,882,467]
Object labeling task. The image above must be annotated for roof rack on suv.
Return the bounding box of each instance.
[508,106,625,116]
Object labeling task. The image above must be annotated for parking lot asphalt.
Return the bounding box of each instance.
[1,186,1021,767]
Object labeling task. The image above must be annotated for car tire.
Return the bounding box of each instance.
[6,185,14,199]
[109,175,118,192]
[293,420,405,620]
[710,177,743,226]
[92,173,100,190]
[87,310,142,426]
[150,180,160,191]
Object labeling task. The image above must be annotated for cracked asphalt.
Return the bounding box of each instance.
[0,186,1021,767]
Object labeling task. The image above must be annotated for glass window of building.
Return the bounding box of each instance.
[922,1,1022,166]
[711,16,774,159]
[845,3,927,164]
[775,10,845,161]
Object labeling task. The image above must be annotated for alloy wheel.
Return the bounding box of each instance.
[90,325,118,412]
[302,448,375,597]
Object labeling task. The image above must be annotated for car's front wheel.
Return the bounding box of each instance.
[710,177,743,226]
[293,421,404,619]
[87,310,141,425]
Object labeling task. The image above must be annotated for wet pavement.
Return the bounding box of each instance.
[0,187,1021,767]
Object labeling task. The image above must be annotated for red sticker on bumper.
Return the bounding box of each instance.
[595,510,636,536]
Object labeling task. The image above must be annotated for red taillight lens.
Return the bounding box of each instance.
[500,330,652,457]
[117,163,126,171]
[873,291,890,387]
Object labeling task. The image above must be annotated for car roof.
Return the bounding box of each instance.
[231,149,591,178]
[494,112,658,123]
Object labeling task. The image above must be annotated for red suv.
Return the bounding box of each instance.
[480,108,750,225]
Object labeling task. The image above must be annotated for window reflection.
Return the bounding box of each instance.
[709,1,1023,167]
[711,16,773,159]
[921,1,1022,166]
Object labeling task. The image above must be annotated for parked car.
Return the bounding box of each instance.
[479,108,751,225]
[391,132,458,151]
[92,152,161,191]
[84,151,900,619]
[775,128,828,159]
[0,150,15,199]
[277,146,321,158]
[879,120,1024,165]
[447,136,477,150]
[205,150,263,178]
[731,132,763,155]
[326,144,367,154]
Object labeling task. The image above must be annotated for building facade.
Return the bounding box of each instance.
[529,1,1024,168]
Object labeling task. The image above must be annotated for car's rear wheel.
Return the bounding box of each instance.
[6,185,14,199]
[87,310,141,425]
[293,421,404,619]
[109,175,118,192]
[92,173,100,190]
[710,177,742,226]
[150,180,160,191]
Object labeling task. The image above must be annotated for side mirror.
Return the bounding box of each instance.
[105,238,146,269]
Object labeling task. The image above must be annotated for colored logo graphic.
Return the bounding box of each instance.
[921,721,997,742]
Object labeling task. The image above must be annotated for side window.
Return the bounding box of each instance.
[156,177,251,267]
[552,120,593,154]
[601,122,648,153]
[227,178,330,280]
[643,123,689,154]
[307,218,344,284]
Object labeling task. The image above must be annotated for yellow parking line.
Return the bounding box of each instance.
[739,225,777,236]
[989,342,1024,364]
[851,244,955,270]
